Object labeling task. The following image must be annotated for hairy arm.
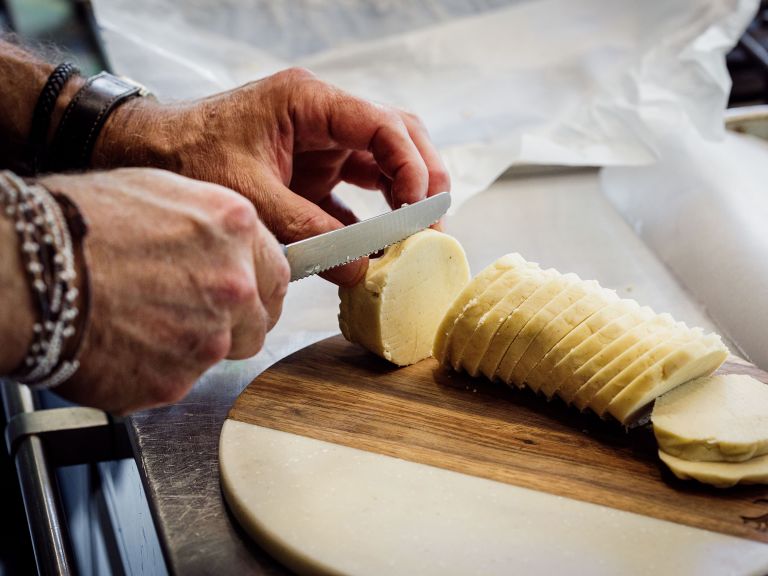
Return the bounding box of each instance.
[0,38,85,172]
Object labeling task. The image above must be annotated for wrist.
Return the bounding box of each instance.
[0,199,36,373]
[91,95,182,171]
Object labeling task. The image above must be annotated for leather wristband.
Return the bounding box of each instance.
[46,72,143,173]
[27,62,80,175]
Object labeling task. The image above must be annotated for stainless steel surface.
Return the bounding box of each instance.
[126,169,735,575]
[1,381,75,576]
[284,192,450,281]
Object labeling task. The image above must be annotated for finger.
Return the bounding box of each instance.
[317,192,359,226]
[398,111,451,198]
[227,218,290,360]
[290,150,351,203]
[253,219,290,332]
[315,92,429,205]
[258,175,367,286]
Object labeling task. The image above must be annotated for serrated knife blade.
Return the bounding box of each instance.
[283,192,451,281]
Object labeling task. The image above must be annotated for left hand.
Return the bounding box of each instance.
[92,68,450,285]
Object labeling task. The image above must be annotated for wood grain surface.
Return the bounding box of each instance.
[229,335,768,543]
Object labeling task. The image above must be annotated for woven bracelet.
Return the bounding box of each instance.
[27,62,81,175]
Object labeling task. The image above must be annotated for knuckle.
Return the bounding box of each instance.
[428,168,450,190]
[277,67,316,84]
[218,196,259,236]
[194,330,232,364]
[211,271,257,307]
[285,208,333,242]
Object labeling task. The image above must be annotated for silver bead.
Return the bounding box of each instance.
[62,326,75,338]
[34,279,46,292]
[44,321,54,331]
[33,323,42,334]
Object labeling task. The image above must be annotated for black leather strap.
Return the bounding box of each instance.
[46,72,142,172]
[28,62,80,175]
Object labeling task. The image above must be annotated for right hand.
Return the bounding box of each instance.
[39,168,289,414]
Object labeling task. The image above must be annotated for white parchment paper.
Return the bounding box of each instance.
[92,0,757,211]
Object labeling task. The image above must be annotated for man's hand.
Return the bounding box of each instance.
[40,168,289,414]
[92,69,450,285]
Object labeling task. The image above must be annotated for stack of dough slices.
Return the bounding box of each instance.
[652,374,768,487]
[434,254,729,425]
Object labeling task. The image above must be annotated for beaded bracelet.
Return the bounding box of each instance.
[0,171,90,389]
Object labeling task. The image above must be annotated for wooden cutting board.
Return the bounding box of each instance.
[226,335,768,543]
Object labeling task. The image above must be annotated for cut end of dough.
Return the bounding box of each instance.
[338,229,470,366]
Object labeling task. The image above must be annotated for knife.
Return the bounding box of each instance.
[283,192,451,281]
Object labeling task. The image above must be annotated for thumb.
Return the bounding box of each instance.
[259,178,367,286]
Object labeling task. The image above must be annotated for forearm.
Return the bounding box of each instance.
[0,38,85,173]
[0,209,35,373]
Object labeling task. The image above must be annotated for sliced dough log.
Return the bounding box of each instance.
[339,230,470,366]
[479,272,572,382]
[448,262,540,371]
[652,374,768,462]
[433,253,527,365]
[532,299,641,399]
[459,270,550,377]
[658,450,768,488]
[584,326,699,416]
[513,286,619,392]
[606,335,728,424]
[497,276,592,387]
[553,308,664,406]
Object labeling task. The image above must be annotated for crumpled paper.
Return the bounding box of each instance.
[92,0,757,212]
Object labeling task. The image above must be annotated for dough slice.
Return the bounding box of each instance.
[478,271,568,381]
[583,325,697,415]
[658,450,768,488]
[533,299,641,399]
[562,314,677,409]
[339,230,470,366]
[448,262,541,371]
[474,268,562,380]
[514,286,619,392]
[459,270,550,377]
[652,374,768,462]
[497,275,590,387]
[433,254,527,365]
[606,335,728,424]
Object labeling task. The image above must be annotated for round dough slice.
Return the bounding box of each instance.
[587,322,703,416]
[513,286,619,392]
[459,270,551,377]
[497,276,590,387]
[478,271,569,382]
[339,229,470,366]
[448,262,541,371]
[652,374,768,462]
[433,254,528,365]
[533,299,641,399]
[548,306,659,404]
[606,335,728,424]
[562,315,678,409]
[658,450,768,488]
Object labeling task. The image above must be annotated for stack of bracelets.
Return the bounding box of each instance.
[0,60,144,389]
[0,171,90,390]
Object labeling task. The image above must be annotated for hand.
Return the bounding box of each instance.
[39,168,289,414]
[92,68,450,285]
